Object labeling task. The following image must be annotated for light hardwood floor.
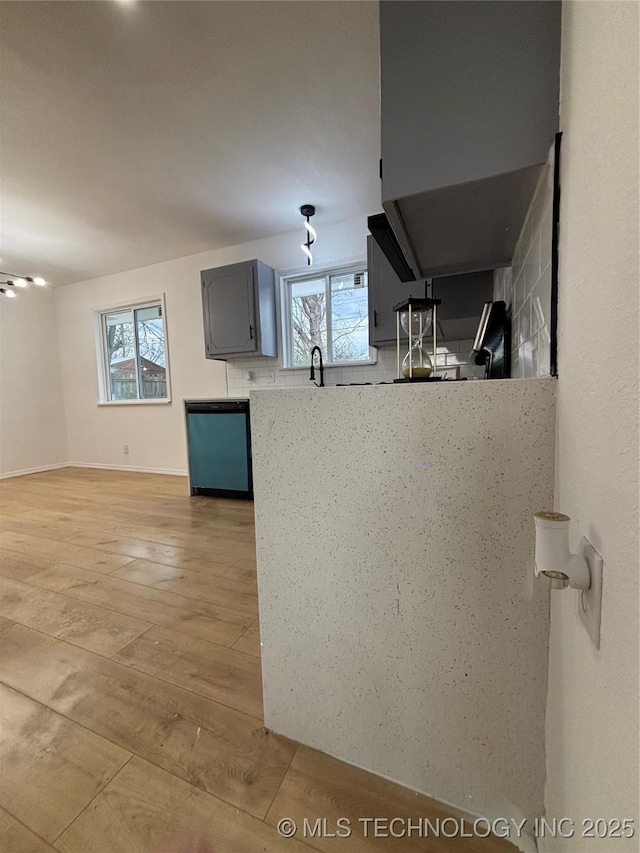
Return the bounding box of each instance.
[0,468,514,852]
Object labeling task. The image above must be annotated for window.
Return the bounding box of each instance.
[97,298,170,403]
[281,266,370,367]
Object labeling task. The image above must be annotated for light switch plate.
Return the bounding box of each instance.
[578,538,603,649]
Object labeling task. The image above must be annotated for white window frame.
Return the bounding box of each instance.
[94,293,172,405]
[278,260,376,370]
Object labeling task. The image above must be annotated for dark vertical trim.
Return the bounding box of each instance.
[550,131,562,377]
[245,404,254,497]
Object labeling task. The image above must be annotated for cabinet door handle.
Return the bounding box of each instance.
[249,324,254,340]
[373,310,378,327]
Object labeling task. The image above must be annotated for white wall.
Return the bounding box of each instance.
[252,379,556,846]
[543,2,639,849]
[0,287,68,477]
[55,216,368,474]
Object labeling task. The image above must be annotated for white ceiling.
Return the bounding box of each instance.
[0,1,380,286]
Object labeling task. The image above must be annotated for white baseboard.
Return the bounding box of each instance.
[0,462,69,480]
[0,462,187,480]
[67,462,187,477]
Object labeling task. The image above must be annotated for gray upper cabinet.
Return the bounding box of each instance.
[380,0,561,278]
[368,237,493,346]
[201,259,277,360]
[432,271,494,343]
[368,236,418,346]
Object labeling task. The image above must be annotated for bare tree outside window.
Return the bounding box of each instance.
[290,281,327,366]
[287,270,368,367]
[103,303,168,400]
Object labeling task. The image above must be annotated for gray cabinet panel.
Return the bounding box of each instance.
[202,263,256,357]
[201,260,277,360]
[367,236,424,347]
[432,271,494,343]
[254,259,277,358]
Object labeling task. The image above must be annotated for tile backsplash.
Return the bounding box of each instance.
[226,340,484,395]
[494,149,554,378]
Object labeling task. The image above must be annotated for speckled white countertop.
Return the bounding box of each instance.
[251,377,556,836]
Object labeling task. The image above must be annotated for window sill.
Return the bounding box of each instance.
[97,398,172,406]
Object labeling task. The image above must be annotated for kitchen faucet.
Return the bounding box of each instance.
[309,346,325,387]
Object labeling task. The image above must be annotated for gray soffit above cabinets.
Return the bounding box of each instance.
[387,166,544,278]
[379,0,561,279]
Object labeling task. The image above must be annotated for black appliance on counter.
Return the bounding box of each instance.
[470,301,510,379]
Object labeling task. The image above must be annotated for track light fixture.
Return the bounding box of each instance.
[0,271,47,298]
[299,204,316,266]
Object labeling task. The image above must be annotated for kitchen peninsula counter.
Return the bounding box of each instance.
[250,378,555,839]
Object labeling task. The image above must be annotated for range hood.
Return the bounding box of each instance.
[367,213,416,283]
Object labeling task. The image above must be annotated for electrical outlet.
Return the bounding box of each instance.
[246,370,256,382]
[578,538,603,649]
[123,444,129,455]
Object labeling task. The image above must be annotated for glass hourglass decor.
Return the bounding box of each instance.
[393,296,441,382]
[401,304,432,378]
